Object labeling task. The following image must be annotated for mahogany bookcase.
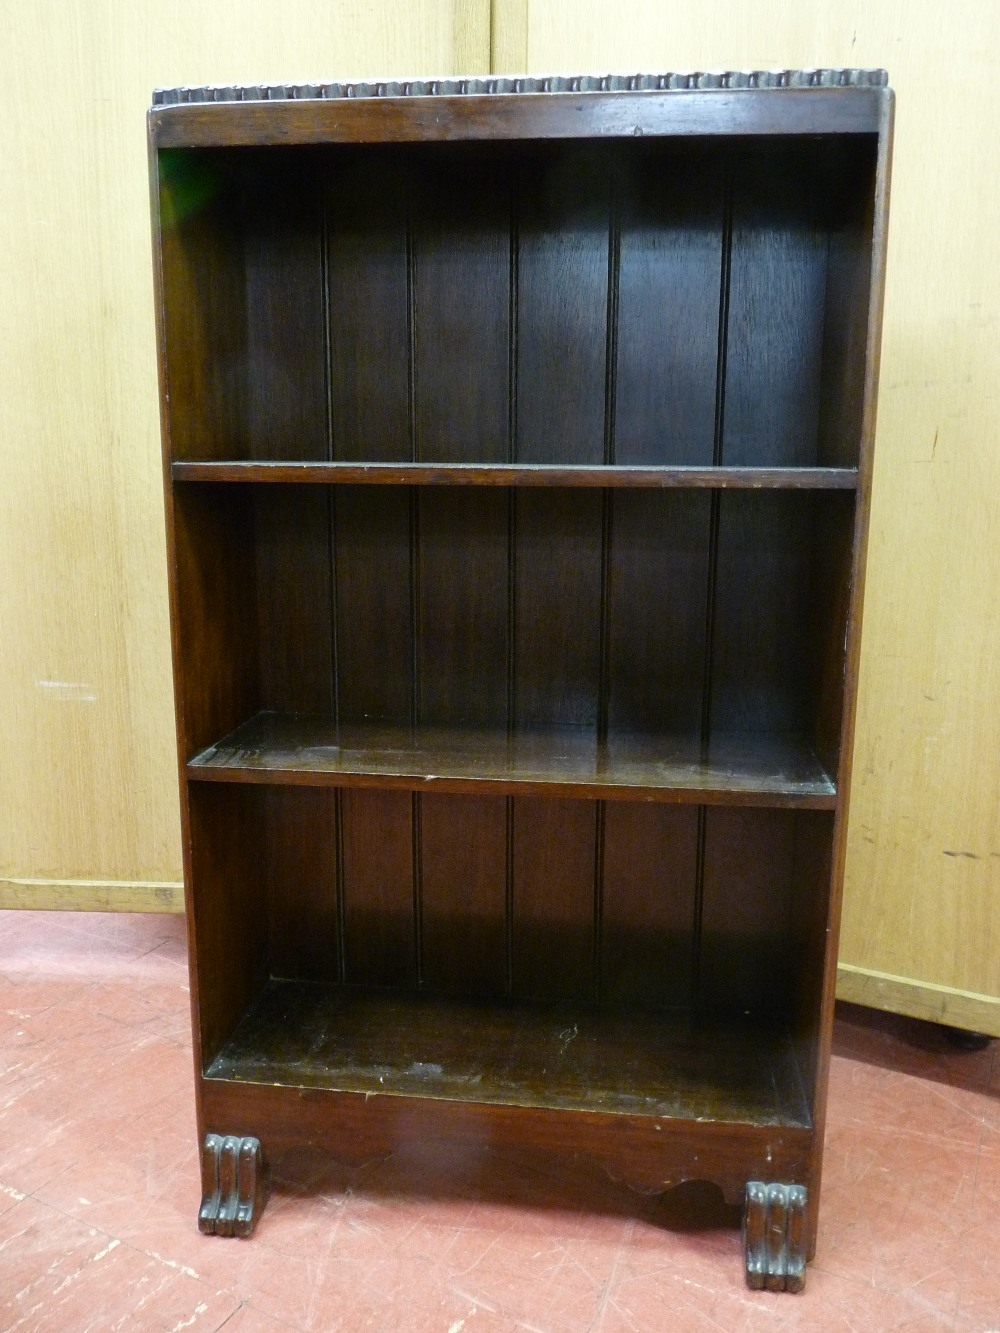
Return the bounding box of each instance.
[149,69,892,1291]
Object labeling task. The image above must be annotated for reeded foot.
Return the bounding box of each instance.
[744,1181,807,1292]
[199,1134,269,1237]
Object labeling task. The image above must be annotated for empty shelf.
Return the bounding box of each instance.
[206,980,810,1128]
[188,713,837,807]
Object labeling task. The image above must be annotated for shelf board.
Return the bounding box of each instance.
[172,460,858,489]
[187,713,837,807]
[206,980,810,1128]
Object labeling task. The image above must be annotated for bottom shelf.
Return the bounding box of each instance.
[206,980,811,1130]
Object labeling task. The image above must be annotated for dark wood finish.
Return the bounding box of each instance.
[187,712,837,807]
[511,798,597,1002]
[417,489,509,725]
[606,490,712,735]
[326,153,410,463]
[202,1076,813,1205]
[254,487,334,714]
[514,490,602,726]
[420,793,507,996]
[413,149,509,463]
[744,1181,808,1292]
[199,1134,269,1238]
[207,981,808,1125]
[153,70,889,105]
[150,74,892,1274]
[340,788,415,987]
[186,784,268,1067]
[172,461,860,486]
[150,83,886,151]
[615,147,722,465]
[601,803,699,1008]
[264,787,339,983]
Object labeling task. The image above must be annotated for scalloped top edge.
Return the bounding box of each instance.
[152,68,889,106]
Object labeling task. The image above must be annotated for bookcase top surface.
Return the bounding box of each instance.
[149,68,891,147]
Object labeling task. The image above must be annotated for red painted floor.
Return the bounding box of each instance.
[1,909,999,1331]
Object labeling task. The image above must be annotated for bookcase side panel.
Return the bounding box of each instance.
[157,149,247,461]
[188,782,269,1065]
[171,485,259,757]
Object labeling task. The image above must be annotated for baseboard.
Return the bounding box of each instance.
[0,877,184,914]
[837,963,1000,1037]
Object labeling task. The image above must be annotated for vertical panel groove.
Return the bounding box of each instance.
[593,801,605,1003]
[507,492,517,736]
[410,489,421,726]
[603,164,621,467]
[335,788,346,984]
[322,189,341,727]
[701,160,734,753]
[505,795,514,1000]
[598,164,621,741]
[713,160,734,469]
[406,175,420,729]
[507,166,519,736]
[692,804,707,1014]
[597,491,613,741]
[508,162,519,465]
[692,164,733,1011]
[412,792,423,988]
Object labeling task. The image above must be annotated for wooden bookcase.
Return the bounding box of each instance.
[149,70,893,1290]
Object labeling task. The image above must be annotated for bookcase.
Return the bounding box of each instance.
[149,69,892,1290]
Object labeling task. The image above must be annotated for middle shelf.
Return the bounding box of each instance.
[172,461,860,489]
[189,712,836,806]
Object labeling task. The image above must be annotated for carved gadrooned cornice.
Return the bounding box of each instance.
[153,68,889,106]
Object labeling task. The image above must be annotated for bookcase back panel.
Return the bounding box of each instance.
[243,175,328,461]
[606,490,712,736]
[186,783,832,1047]
[340,787,416,987]
[514,490,603,727]
[615,148,723,466]
[516,146,611,464]
[174,483,852,763]
[334,487,413,724]
[601,802,699,1009]
[420,793,508,997]
[327,155,411,463]
[160,138,876,469]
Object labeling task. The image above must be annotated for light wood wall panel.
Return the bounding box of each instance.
[494,0,1000,1028]
[0,0,488,891]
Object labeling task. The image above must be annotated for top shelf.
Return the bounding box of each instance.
[171,461,859,490]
